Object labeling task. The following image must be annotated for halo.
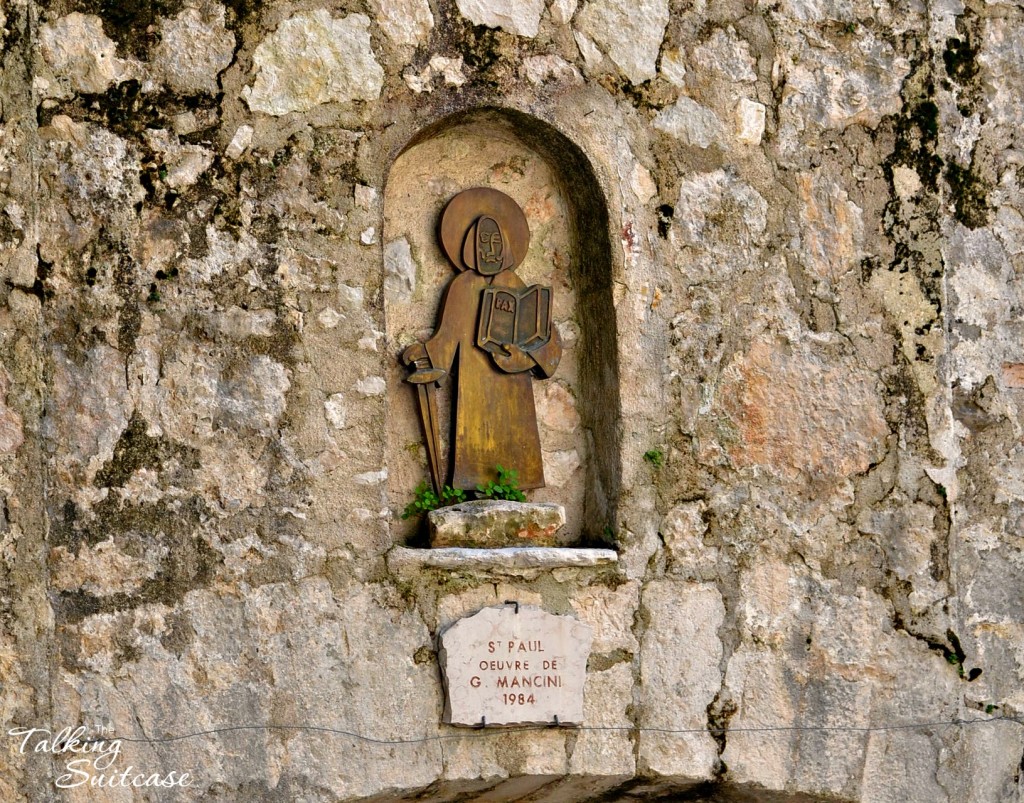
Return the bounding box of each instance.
[439,188,530,272]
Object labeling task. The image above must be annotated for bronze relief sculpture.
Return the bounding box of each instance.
[402,188,562,494]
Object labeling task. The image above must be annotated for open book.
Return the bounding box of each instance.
[476,285,553,354]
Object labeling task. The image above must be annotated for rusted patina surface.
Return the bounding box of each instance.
[402,188,561,491]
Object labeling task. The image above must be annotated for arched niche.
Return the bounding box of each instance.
[383,107,619,546]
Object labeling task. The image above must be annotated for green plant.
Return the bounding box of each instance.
[401,482,466,519]
[643,448,664,468]
[476,465,526,502]
[441,485,467,505]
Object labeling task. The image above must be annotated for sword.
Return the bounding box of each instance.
[404,354,446,495]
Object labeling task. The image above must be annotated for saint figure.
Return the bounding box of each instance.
[402,188,561,491]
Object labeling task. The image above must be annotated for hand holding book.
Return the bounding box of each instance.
[492,342,535,374]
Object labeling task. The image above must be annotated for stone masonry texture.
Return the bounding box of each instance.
[0,0,1022,800]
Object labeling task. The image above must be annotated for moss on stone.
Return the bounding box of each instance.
[94,412,199,488]
[73,0,186,58]
[884,95,942,194]
[222,0,265,27]
[943,36,979,86]
[51,495,220,628]
[945,160,990,229]
[40,80,220,145]
[433,4,517,91]
[942,7,984,114]
[113,249,141,353]
[586,648,633,672]
[615,77,672,111]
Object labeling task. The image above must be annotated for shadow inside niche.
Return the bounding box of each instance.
[384,107,620,549]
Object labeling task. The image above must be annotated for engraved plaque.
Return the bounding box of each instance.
[438,605,592,727]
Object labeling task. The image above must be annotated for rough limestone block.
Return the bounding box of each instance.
[428,500,566,547]
[637,581,724,779]
[242,10,384,115]
[455,0,545,38]
[153,8,235,95]
[573,0,669,83]
[653,96,725,149]
[735,98,766,145]
[370,0,434,46]
[39,13,131,95]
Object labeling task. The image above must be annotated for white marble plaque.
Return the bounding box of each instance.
[438,605,592,726]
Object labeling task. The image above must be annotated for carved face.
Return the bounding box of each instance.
[475,217,504,275]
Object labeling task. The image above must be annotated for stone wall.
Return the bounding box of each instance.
[0,0,1023,800]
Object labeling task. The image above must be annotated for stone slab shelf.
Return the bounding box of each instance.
[387,547,618,580]
[428,500,566,548]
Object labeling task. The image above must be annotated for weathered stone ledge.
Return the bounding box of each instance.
[428,500,566,548]
[386,546,618,578]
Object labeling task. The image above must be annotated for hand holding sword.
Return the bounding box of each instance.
[402,343,446,495]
